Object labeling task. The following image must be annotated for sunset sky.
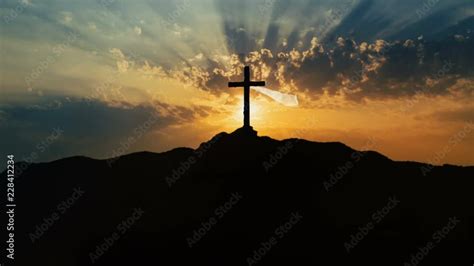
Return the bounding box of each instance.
[0,0,473,165]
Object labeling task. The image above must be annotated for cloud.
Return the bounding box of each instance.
[0,98,205,162]
[144,33,474,103]
[1,0,472,102]
[110,48,131,73]
[59,11,73,24]
[325,0,472,42]
[430,107,474,123]
[134,26,142,35]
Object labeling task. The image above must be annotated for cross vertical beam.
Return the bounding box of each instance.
[243,66,250,128]
[228,66,265,128]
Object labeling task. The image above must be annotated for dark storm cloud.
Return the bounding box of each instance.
[0,98,202,163]
[126,0,470,101]
[167,32,473,101]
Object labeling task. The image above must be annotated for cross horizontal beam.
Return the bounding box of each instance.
[228,81,266,87]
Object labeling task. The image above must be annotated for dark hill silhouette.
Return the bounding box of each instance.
[2,127,473,265]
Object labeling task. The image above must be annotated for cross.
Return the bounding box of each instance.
[228,66,265,128]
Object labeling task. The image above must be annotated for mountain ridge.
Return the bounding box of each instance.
[11,128,471,172]
[1,127,473,265]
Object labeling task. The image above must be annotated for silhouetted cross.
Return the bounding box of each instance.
[228,66,265,128]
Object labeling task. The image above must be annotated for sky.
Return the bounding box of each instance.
[0,0,473,165]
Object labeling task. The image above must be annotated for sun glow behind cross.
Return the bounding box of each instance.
[230,96,264,125]
[228,94,302,131]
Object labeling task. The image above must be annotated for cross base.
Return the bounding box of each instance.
[232,125,258,138]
